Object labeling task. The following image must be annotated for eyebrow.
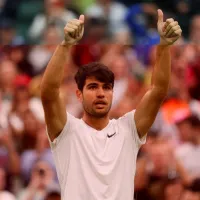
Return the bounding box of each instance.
[86,82,112,88]
[86,83,98,87]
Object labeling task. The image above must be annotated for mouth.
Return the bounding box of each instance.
[94,101,107,108]
[94,101,107,105]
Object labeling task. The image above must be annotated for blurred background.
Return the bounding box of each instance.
[0,0,200,199]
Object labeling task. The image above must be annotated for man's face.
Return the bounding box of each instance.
[77,77,113,118]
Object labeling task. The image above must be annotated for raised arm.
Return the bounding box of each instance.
[134,9,182,138]
[41,15,84,141]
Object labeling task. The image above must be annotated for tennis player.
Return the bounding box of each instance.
[41,9,182,200]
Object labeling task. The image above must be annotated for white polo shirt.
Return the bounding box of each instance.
[48,110,146,200]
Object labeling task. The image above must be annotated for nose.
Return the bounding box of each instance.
[96,87,105,98]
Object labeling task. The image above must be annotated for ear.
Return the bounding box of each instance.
[76,89,83,102]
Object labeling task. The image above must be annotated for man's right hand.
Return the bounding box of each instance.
[63,15,85,45]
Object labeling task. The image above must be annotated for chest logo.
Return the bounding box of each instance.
[107,132,116,138]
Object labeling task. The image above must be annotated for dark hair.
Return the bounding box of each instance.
[74,62,115,91]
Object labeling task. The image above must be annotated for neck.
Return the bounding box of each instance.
[82,113,110,130]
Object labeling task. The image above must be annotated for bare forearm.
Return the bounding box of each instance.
[41,43,72,100]
[152,45,171,95]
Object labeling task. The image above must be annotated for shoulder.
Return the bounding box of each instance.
[114,110,136,134]
[48,112,81,148]
[117,110,135,125]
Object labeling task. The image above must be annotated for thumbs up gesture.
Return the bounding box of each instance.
[157,9,182,45]
[63,15,85,45]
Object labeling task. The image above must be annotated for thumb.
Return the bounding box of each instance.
[79,15,85,23]
[157,9,163,23]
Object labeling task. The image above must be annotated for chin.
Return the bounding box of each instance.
[92,109,109,118]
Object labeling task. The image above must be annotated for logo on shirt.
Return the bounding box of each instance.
[107,132,116,138]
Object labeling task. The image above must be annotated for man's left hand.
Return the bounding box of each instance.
[157,9,182,45]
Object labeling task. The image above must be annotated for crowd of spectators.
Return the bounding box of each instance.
[0,0,200,199]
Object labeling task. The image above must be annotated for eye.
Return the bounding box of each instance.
[103,85,112,90]
[89,85,97,90]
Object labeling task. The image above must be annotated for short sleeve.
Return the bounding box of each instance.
[120,110,146,149]
[46,112,73,149]
[45,112,76,184]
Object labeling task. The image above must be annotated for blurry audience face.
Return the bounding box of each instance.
[31,160,54,189]
[110,56,129,79]
[0,60,17,88]
[45,0,65,16]
[0,168,6,190]
[86,18,107,42]
[22,110,40,135]
[190,15,200,43]
[0,28,15,45]
[43,26,63,45]
[176,121,193,142]
[9,48,24,64]
[148,141,173,176]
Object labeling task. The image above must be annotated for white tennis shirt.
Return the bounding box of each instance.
[47,110,146,200]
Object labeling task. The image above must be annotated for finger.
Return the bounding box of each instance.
[69,20,82,38]
[169,33,181,44]
[157,9,164,23]
[67,23,79,30]
[174,28,182,36]
[79,14,85,24]
[68,19,81,27]
[164,21,178,36]
[64,27,75,37]
[67,24,79,38]
[166,24,180,37]
[163,18,174,31]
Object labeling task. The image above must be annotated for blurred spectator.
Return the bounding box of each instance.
[0,128,20,176]
[125,3,159,46]
[28,0,77,44]
[173,0,192,39]
[7,46,35,77]
[16,109,42,153]
[18,160,59,200]
[0,18,25,46]
[0,168,16,200]
[85,0,129,38]
[189,15,200,44]
[20,125,55,185]
[72,17,108,67]
[134,138,177,200]
[0,59,18,101]
[0,0,22,20]
[28,24,63,75]
[60,76,83,118]
[172,108,193,143]
[175,115,200,186]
